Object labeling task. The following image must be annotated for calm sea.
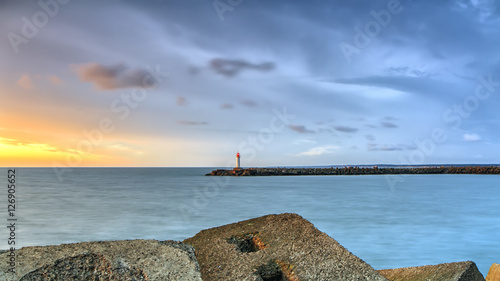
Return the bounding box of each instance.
[1,168,498,275]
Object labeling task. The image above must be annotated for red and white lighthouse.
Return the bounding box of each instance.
[236,152,240,169]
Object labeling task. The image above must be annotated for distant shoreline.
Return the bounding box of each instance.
[206,166,500,176]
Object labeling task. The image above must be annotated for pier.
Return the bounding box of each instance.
[206,166,500,176]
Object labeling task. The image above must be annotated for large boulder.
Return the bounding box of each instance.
[0,240,202,281]
[183,213,388,280]
[19,253,147,280]
[378,261,485,281]
[487,263,500,281]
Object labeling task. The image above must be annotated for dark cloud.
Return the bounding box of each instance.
[210,58,274,77]
[389,66,409,75]
[240,100,258,107]
[381,122,398,128]
[365,134,376,141]
[384,116,398,121]
[5,0,500,166]
[177,96,187,106]
[388,67,428,77]
[188,66,201,76]
[220,103,233,109]
[178,121,209,126]
[289,125,315,134]
[73,63,154,90]
[318,128,333,133]
[333,126,358,133]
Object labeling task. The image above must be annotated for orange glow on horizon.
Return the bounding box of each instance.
[0,107,225,167]
[0,108,140,166]
[0,139,106,167]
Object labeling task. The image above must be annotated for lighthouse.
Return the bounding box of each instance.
[236,152,241,169]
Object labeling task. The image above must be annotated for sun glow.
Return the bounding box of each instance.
[0,140,65,166]
[0,137,106,167]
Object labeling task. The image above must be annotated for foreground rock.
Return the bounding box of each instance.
[184,213,388,281]
[487,263,500,281]
[378,261,485,281]
[0,240,202,281]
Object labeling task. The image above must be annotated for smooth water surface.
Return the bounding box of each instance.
[1,168,498,275]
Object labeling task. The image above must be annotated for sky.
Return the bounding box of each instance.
[1,0,500,167]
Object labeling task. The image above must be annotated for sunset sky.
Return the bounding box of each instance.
[1,0,500,167]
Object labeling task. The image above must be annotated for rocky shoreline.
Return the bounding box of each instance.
[206,166,500,176]
[1,213,498,280]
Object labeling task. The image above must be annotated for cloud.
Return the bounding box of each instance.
[289,125,315,134]
[16,74,33,89]
[293,139,317,145]
[463,133,481,142]
[388,66,429,77]
[333,126,358,133]
[17,74,63,89]
[365,134,376,141]
[49,75,63,85]
[220,103,233,109]
[351,117,366,122]
[73,62,154,90]
[0,137,62,153]
[316,119,334,125]
[102,141,143,155]
[459,0,500,21]
[384,116,398,121]
[210,58,275,77]
[240,100,258,107]
[176,96,187,106]
[381,122,398,128]
[5,0,500,166]
[389,66,409,75]
[296,145,338,156]
[178,120,209,126]
[332,75,458,101]
[188,66,201,76]
[367,143,414,151]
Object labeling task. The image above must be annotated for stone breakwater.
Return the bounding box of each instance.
[0,213,496,280]
[206,166,500,176]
